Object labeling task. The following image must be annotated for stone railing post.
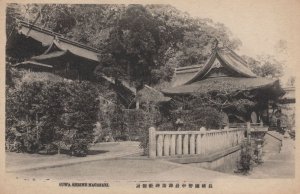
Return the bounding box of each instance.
[149,127,156,158]
[190,134,195,154]
[246,122,251,141]
[170,135,176,156]
[163,135,170,156]
[176,135,182,155]
[183,134,189,155]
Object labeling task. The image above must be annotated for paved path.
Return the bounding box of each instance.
[7,136,294,180]
[6,141,142,173]
[10,157,242,181]
[248,135,295,178]
[6,141,242,181]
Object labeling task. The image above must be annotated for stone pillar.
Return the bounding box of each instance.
[190,134,195,154]
[157,135,163,157]
[176,135,182,155]
[246,122,251,142]
[206,133,211,154]
[170,135,176,156]
[203,133,207,155]
[149,127,156,158]
[196,134,201,154]
[183,134,189,155]
[163,135,170,156]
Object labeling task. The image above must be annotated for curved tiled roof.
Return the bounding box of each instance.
[18,21,100,62]
[163,77,281,95]
[184,47,257,85]
[172,66,203,87]
[217,48,256,78]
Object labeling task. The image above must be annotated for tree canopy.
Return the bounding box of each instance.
[7,3,243,89]
[242,55,284,78]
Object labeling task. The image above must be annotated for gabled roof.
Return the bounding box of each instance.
[184,47,257,85]
[30,41,98,67]
[17,21,100,62]
[172,64,204,87]
[162,47,285,97]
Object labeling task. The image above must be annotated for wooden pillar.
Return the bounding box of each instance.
[149,127,156,158]
[77,65,80,80]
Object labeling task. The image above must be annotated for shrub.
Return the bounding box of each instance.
[238,142,252,174]
[6,73,99,156]
[44,143,58,155]
[135,109,161,155]
[14,141,24,153]
[170,106,223,130]
[114,134,130,141]
[70,140,89,157]
[235,136,265,175]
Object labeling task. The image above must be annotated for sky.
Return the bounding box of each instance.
[169,0,300,78]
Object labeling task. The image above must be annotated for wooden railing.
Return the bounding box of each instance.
[149,127,246,158]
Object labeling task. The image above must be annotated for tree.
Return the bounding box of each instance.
[59,81,99,156]
[286,76,295,87]
[242,55,283,78]
[98,5,171,89]
[7,4,243,88]
[6,4,23,38]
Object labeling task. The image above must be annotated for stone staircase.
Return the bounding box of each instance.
[262,131,283,156]
[248,131,295,178]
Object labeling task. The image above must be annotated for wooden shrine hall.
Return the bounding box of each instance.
[7,20,136,108]
[162,46,285,126]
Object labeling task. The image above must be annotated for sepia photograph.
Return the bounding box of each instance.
[1,1,299,193]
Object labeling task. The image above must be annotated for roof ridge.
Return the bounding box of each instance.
[220,47,248,66]
[183,50,218,85]
[18,20,101,53]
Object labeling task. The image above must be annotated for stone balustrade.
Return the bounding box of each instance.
[149,127,246,158]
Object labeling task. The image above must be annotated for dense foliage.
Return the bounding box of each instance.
[170,107,224,130]
[242,55,283,78]
[7,4,242,89]
[6,73,99,156]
